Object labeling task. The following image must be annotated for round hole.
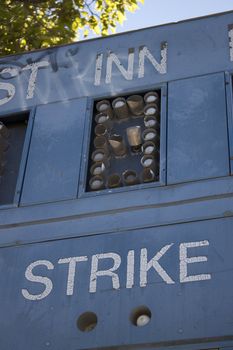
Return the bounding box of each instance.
[77,312,97,332]
[91,149,106,162]
[130,306,152,327]
[107,173,121,188]
[143,143,155,155]
[142,129,157,142]
[89,175,104,190]
[142,141,157,155]
[95,113,109,124]
[95,124,107,136]
[141,155,153,167]
[144,103,159,116]
[144,115,159,129]
[90,162,106,176]
[144,91,159,104]
[96,100,111,112]
[122,170,139,186]
[112,97,126,109]
[94,136,107,149]
[142,168,155,183]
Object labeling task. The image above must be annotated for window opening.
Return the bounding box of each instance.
[0,112,29,205]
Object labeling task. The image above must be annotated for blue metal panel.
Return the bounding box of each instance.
[0,217,233,349]
[1,175,233,248]
[167,73,229,184]
[20,98,87,205]
[1,12,233,350]
[0,12,233,115]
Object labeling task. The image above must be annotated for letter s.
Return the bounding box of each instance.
[22,260,54,301]
[0,68,17,106]
[0,83,15,106]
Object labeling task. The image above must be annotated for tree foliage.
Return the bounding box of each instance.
[0,0,144,56]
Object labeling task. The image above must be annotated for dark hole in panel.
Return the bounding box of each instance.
[77,311,98,332]
[0,112,29,205]
[86,90,161,192]
[130,305,152,327]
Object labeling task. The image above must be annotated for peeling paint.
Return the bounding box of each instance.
[22,61,50,99]
[89,252,121,293]
[58,256,88,296]
[126,250,134,289]
[0,16,232,113]
[138,42,168,78]
[140,244,175,286]
[179,240,211,283]
[105,49,135,84]
[94,53,103,86]
[0,68,17,106]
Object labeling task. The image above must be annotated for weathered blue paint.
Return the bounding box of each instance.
[21,98,87,205]
[0,10,233,350]
[0,11,232,116]
[1,219,233,349]
[167,73,229,184]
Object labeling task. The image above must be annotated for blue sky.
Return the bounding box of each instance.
[116,0,233,33]
[80,0,233,40]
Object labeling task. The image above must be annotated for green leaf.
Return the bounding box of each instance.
[83,28,89,37]
[0,0,144,56]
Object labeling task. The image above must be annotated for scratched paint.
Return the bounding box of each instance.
[0,61,49,106]
[58,256,88,296]
[22,62,50,99]
[140,244,175,287]
[138,42,168,78]
[105,48,135,84]
[0,43,167,108]
[0,12,232,115]
[0,68,17,106]
[89,253,121,293]
[126,250,135,289]
[179,240,211,283]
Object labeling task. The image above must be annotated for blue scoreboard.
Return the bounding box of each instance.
[0,10,233,350]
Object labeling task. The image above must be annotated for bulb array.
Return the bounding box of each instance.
[88,91,160,191]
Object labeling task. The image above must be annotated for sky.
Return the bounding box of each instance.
[115,0,233,33]
[80,0,233,40]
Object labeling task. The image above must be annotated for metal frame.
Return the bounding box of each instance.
[225,71,233,174]
[78,82,167,199]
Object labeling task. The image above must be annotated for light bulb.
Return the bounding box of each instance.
[136,314,150,327]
